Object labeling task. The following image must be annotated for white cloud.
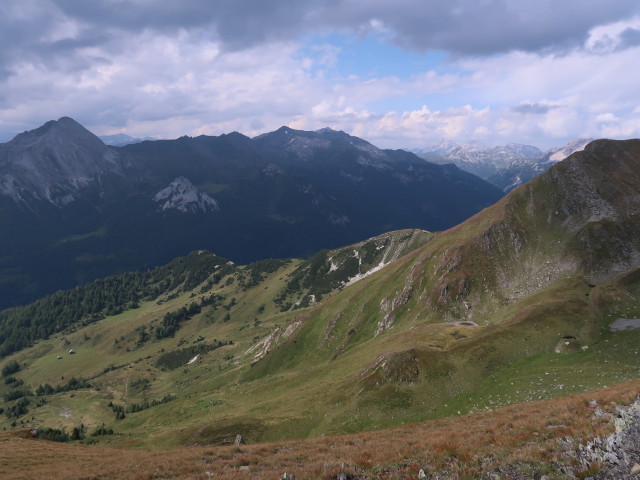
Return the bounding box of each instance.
[586,16,640,53]
[0,2,639,149]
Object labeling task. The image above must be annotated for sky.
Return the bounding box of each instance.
[1,0,640,150]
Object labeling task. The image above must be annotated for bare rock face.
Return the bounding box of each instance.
[578,397,640,479]
[424,139,640,319]
[542,139,640,281]
[153,176,219,214]
[541,137,593,164]
[0,117,123,205]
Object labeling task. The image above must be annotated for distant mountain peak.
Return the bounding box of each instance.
[99,133,158,147]
[316,127,336,134]
[542,138,594,163]
[417,141,542,163]
[252,125,389,168]
[414,138,599,192]
[0,116,121,205]
[153,176,219,214]
[11,116,102,146]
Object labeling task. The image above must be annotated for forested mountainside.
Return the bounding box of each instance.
[0,118,502,309]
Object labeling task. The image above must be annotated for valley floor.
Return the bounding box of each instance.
[1,379,639,480]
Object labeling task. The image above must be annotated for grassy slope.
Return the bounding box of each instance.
[2,379,639,479]
[0,140,639,451]
[2,237,639,449]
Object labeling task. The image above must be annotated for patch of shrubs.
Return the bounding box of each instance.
[3,389,31,402]
[156,340,232,370]
[35,377,91,396]
[237,259,290,290]
[37,424,86,442]
[91,423,114,436]
[128,394,176,413]
[155,302,202,339]
[5,397,30,418]
[102,364,126,374]
[37,427,70,442]
[4,376,23,386]
[108,394,177,420]
[1,360,20,377]
[108,401,126,420]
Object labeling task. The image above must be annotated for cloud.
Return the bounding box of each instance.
[618,27,640,50]
[3,0,638,67]
[327,0,640,55]
[585,16,640,54]
[1,1,639,148]
[511,102,559,115]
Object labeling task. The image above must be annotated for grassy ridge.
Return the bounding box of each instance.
[1,243,639,447]
[0,140,639,449]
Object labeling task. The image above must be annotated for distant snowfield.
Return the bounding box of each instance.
[609,318,640,331]
[344,260,387,287]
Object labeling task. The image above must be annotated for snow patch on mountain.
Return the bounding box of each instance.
[343,230,428,288]
[415,138,595,193]
[417,141,542,168]
[542,138,593,163]
[285,136,332,160]
[153,177,219,214]
[99,133,157,146]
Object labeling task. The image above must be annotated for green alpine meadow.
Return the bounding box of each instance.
[2,140,640,478]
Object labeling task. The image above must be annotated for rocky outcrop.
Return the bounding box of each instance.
[376,258,422,335]
[579,397,640,479]
[546,139,640,281]
[275,229,433,312]
[244,320,303,362]
[153,176,219,214]
[421,139,640,322]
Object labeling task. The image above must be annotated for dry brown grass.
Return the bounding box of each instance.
[1,379,638,480]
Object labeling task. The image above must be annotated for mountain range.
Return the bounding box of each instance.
[98,133,158,146]
[415,138,593,192]
[0,117,503,310]
[0,137,639,478]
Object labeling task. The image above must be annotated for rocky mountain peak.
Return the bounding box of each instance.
[0,116,121,205]
[253,125,390,168]
[542,138,594,163]
[315,127,337,134]
[10,117,106,152]
[153,176,219,214]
